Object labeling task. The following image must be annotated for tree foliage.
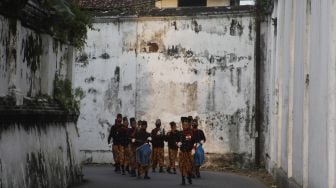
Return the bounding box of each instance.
[41,0,92,49]
[53,74,82,113]
[0,0,91,49]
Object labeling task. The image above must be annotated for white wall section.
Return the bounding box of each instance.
[74,13,257,164]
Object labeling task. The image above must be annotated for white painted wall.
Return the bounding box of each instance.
[0,123,82,188]
[74,13,256,164]
[263,0,336,187]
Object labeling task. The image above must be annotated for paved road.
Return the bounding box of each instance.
[72,166,267,188]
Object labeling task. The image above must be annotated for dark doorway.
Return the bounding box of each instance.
[178,0,207,7]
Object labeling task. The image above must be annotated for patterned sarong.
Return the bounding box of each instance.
[179,151,193,176]
[168,148,178,169]
[152,147,164,168]
[112,144,123,164]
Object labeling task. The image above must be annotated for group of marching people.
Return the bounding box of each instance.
[107,114,206,185]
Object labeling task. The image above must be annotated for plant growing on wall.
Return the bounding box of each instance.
[1,0,91,49]
[53,74,83,113]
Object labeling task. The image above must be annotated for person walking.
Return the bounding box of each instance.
[151,119,165,173]
[165,121,179,174]
[177,117,195,185]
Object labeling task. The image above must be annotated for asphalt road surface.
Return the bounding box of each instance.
[72,166,267,188]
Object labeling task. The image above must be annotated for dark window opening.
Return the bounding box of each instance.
[230,0,240,6]
[178,0,207,7]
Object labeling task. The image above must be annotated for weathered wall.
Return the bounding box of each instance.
[262,0,336,187]
[74,10,257,165]
[0,15,73,100]
[0,12,82,188]
[0,121,82,188]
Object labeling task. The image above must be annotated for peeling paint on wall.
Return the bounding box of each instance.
[230,19,244,36]
[104,66,122,114]
[191,20,202,33]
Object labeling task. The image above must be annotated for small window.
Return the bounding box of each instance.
[178,0,207,7]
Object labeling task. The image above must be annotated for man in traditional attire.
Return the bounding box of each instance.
[165,121,179,174]
[128,117,137,177]
[151,119,165,173]
[191,118,206,178]
[133,121,152,179]
[177,117,195,185]
[137,120,142,130]
[119,117,130,175]
[108,114,123,173]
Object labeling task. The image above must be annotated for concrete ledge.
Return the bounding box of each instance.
[0,109,78,123]
[0,97,79,123]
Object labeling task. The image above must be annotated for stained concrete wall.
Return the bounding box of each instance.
[0,13,82,188]
[74,10,256,165]
[0,15,73,100]
[262,0,336,187]
[0,122,82,188]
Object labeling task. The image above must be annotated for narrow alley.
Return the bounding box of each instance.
[72,166,267,188]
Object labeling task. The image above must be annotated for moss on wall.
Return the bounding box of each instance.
[23,34,43,73]
[53,75,82,114]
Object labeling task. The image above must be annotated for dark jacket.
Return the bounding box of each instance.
[192,129,206,143]
[151,128,165,148]
[119,127,130,147]
[108,124,122,145]
[134,129,150,147]
[165,130,179,150]
[129,127,137,146]
[178,129,195,152]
